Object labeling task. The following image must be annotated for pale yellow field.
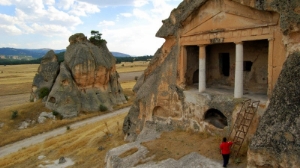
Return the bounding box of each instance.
[0,61,148,85]
[0,62,147,96]
[0,64,40,84]
[116,61,149,73]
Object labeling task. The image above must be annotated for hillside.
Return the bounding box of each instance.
[0,48,65,59]
[111,52,131,57]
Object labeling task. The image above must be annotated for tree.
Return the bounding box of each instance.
[89,30,106,45]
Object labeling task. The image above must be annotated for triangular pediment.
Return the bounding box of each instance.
[182,0,279,36]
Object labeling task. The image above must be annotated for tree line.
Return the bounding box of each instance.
[0,52,152,65]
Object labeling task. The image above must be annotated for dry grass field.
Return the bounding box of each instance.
[0,64,39,96]
[0,61,147,96]
[0,112,128,168]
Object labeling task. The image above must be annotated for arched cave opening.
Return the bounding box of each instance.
[204,108,228,129]
[49,97,56,103]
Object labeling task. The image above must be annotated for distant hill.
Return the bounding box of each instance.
[0,47,65,59]
[0,48,131,58]
[111,52,131,57]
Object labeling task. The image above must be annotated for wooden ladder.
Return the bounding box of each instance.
[229,99,260,159]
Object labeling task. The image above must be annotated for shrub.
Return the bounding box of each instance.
[134,76,138,81]
[99,104,108,112]
[125,95,129,101]
[52,110,60,116]
[11,110,18,119]
[39,87,50,99]
[122,64,124,67]
[66,125,70,130]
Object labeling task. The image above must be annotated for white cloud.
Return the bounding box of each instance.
[0,0,11,5]
[69,1,100,16]
[0,13,19,25]
[0,25,22,35]
[77,0,136,6]
[0,0,86,37]
[133,9,151,21]
[133,0,149,7]
[31,23,71,36]
[120,13,132,17]
[58,0,75,10]
[47,6,83,26]
[44,0,55,6]
[98,20,115,27]
[102,21,164,56]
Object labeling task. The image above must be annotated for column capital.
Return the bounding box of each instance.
[268,38,274,41]
[198,44,207,47]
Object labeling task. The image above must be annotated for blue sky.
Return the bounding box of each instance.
[0,0,182,56]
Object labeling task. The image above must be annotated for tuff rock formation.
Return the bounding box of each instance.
[30,50,59,101]
[122,0,300,165]
[247,52,300,168]
[31,33,127,118]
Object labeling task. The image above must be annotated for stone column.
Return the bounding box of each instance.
[199,45,206,92]
[234,42,243,98]
[267,38,274,98]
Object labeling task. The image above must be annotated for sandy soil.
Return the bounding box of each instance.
[0,71,143,110]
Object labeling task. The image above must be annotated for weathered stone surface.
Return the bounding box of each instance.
[38,155,46,160]
[44,33,126,118]
[157,0,300,38]
[30,50,59,101]
[18,121,30,129]
[39,112,55,119]
[135,152,222,168]
[59,157,66,164]
[247,52,300,168]
[38,116,47,124]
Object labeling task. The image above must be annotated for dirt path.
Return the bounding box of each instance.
[0,107,130,158]
[0,71,143,110]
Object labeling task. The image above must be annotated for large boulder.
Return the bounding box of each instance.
[247,52,300,168]
[30,50,59,101]
[45,33,127,118]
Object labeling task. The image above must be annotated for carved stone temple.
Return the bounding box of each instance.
[121,0,300,167]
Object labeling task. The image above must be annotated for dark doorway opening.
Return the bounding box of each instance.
[185,46,200,86]
[219,53,230,77]
[193,69,199,84]
[244,61,253,72]
[204,108,228,129]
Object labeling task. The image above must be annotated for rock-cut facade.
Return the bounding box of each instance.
[122,0,300,167]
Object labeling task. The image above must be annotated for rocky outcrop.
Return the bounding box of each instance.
[157,0,300,38]
[122,0,300,143]
[30,50,59,101]
[31,33,126,118]
[247,52,300,168]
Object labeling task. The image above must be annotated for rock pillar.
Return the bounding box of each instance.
[199,45,206,92]
[234,42,243,98]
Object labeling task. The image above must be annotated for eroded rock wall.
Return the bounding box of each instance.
[30,50,59,101]
[247,52,300,168]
